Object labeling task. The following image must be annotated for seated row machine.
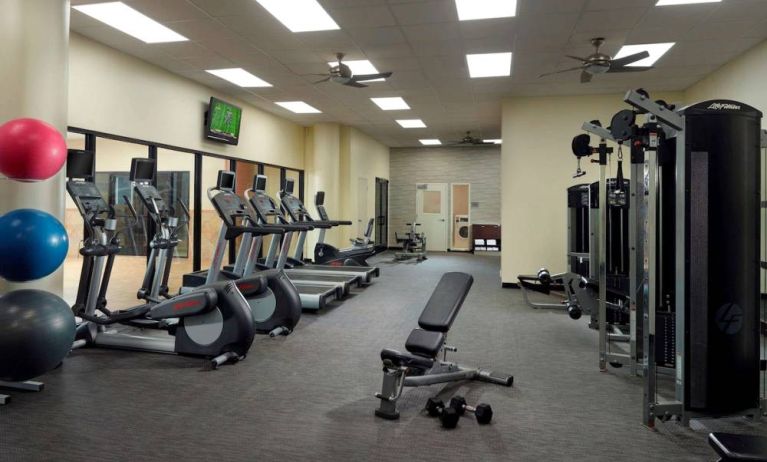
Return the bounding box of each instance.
[374,272,513,419]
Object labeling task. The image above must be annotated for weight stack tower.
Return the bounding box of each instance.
[677,100,762,415]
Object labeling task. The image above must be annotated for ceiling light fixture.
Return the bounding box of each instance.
[455,0,518,21]
[466,52,512,78]
[256,0,339,32]
[275,101,322,113]
[72,2,188,43]
[419,139,442,145]
[614,43,675,67]
[484,139,502,144]
[206,68,272,87]
[370,97,410,111]
[656,0,721,5]
[397,119,426,128]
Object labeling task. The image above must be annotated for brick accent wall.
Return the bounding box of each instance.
[389,146,501,245]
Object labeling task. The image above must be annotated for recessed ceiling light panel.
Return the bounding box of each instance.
[614,43,675,67]
[656,0,721,5]
[397,119,426,128]
[275,101,322,114]
[455,0,517,21]
[419,139,442,145]
[466,52,512,78]
[370,97,410,111]
[73,2,188,43]
[256,0,339,32]
[485,139,502,144]
[206,68,272,87]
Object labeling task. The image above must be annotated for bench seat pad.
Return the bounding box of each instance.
[405,329,445,358]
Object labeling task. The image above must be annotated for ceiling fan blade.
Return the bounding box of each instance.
[565,55,589,62]
[607,65,653,73]
[312,76,331,84]
[580,70,593,83]
[538,66,584,78]
[344,80,368,88]
[610,51,650,68]
[352,72,392,81]
[306,73,330,76]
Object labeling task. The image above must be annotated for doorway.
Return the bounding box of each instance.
[375,177,389,247]
[357,177,368,238]
[450,183,471,251]
[416,183,448,251]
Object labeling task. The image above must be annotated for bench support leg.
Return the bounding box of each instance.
[374,368,405,420]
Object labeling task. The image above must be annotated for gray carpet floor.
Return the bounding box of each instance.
[1,252,764,461]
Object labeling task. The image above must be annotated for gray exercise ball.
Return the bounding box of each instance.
[0,289,75,382]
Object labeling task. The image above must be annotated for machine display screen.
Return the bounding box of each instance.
[66,149,95,180]
[130,158,155,182]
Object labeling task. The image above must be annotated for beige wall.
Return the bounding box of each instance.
[303,125,389,256]
[685,39,767,124]
[500,91,684,283]
[69,33,305,169]
[342,127,390,245]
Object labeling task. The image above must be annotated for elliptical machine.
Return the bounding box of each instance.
[67,152,256,368]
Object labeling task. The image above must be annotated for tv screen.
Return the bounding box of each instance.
[217,170,235,191]
[206,97,242,145]
[66,149,95,180]
[130,158,155,182]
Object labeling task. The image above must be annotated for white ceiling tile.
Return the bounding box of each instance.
[70,0,767,147]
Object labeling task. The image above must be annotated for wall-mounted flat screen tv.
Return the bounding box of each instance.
[205,97,242,145]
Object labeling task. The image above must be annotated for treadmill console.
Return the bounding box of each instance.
[210,190,257,229]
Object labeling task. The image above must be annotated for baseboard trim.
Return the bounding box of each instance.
[502,282,519,289]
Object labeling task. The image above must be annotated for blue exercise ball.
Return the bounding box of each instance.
[0,289,75,382]
[0,208,68,282]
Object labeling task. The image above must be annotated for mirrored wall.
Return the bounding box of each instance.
[63,128,303,308]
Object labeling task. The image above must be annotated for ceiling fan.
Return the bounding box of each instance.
[539,37,652,83]
[310,53,392,88]
[449,131,494,146]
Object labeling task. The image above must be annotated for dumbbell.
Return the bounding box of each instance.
[449,396,493,425]
[425,397,460,429]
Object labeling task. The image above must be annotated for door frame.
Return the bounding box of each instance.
[375,177,389,247]
[416,182,449,251]
[449,182,471,251]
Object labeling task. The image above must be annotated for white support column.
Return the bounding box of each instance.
[0,0,70,294]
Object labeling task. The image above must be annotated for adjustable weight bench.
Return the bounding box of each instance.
[374,272,513,420]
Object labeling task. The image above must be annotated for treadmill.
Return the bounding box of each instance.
[184,170,340,311]
[244,175,362,292]
[279,178,379,283]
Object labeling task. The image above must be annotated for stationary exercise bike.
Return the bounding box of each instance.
[67,152,256,368]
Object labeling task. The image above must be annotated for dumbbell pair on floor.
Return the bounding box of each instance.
[425,396,493,429]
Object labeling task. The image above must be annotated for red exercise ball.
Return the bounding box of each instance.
[0,118,67,181]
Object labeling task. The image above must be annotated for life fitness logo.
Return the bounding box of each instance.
[715,303,743,335]
[707,102,741,111]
